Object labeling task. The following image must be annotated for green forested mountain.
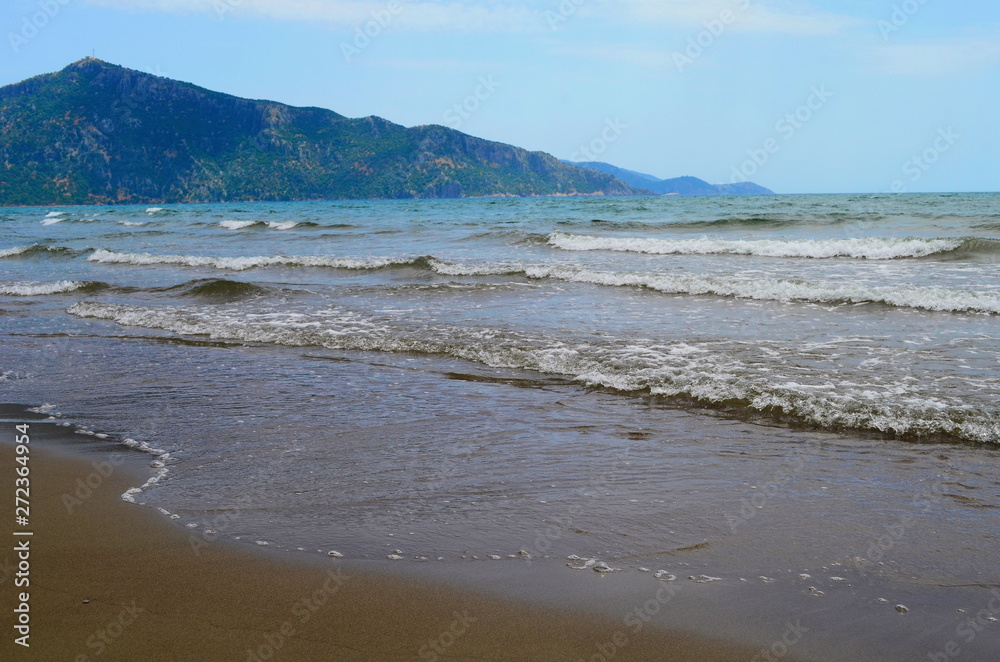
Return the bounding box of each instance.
[0,58,641,205]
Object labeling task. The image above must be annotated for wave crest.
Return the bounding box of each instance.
[219,220,303,230]
[0,244,76,259]
[547,233,987,260]
[87,249,407,271]
[0,280,102,296]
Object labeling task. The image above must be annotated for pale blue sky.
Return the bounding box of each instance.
[2,0,998,193]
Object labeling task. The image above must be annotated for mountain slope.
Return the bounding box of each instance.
[564,161,774,196]
[0,59,641,205]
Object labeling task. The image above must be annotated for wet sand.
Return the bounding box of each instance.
[0,416,767,662]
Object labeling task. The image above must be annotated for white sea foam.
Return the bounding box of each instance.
[219,220,259,230]
[119,220,148,227]
[0,280,88,296]
[87,248,400,271]
[66,301,1000,444]
[41,217,67,226]
[426,258,518,276]
[56,422,172,505]
[547,233,967,260]
[44,211,67,218]
[145,207,164,214]
[519,265,1000,315]
[219,220,298,230]
[81,249,1000,314]
[120,435,171,504]
[429,259,1000,315]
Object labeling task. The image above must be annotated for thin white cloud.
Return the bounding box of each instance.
[873,37,1000,76]
[610,0,860,36]
[84,0,544,32]
[85,0,859,35]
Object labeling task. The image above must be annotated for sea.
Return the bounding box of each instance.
[3,193,1000,660]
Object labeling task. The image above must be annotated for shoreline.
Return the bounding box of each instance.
[1,411,766,661]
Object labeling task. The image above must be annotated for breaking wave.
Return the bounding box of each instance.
[66,301,1000,445]
[547,233,998,260]
[87,248,409,271]
[83,249,1000,314]
[0,244,77,259]
[219,220,307,230]
[0,280,104,296]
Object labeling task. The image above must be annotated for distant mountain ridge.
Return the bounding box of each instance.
[0,58,643,205]
[563,161,774,196]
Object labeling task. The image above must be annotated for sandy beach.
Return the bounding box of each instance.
[1,413,766,661]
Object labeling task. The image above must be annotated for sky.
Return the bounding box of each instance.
[1,0,998,194]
